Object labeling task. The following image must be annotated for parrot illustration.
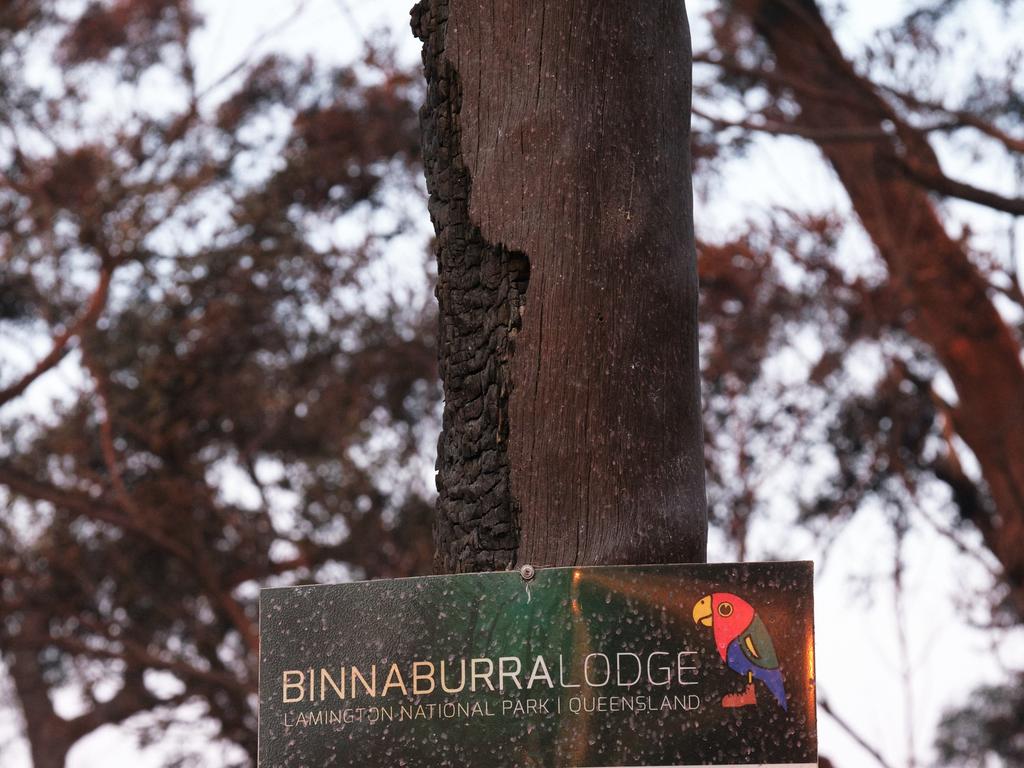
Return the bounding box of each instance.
[692,592,787,710]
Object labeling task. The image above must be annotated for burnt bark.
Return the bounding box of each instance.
[739,0,1024,615]
[413,0,707,571]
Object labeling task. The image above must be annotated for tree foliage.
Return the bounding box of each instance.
[692,0,1024,761]
[696,0,1024,615]
[935,677,1024,766]
[1,0,1023,766]
[0,2,435,765]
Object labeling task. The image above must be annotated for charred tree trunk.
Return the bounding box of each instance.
[738,0,1024,616]
[412,0,707,572]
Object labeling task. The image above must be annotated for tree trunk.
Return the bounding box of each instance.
[412,0,707,572]
[739,0,1024,615]
[8,616,73,768]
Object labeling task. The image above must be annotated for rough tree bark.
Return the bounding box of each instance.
[738,0,1024,615]
[412,0,707,572]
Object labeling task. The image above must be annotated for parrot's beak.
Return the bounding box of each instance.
[692,595,713,627]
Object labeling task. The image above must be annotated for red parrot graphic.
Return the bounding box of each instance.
[692,592,787,710]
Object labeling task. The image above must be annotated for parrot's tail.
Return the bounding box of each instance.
[759,668,788,711]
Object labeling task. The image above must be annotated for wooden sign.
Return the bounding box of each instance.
[259,562,817,767]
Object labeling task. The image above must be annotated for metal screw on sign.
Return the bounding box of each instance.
[519,564,536,582]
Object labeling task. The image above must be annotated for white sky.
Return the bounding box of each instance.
[2,1,1023,767]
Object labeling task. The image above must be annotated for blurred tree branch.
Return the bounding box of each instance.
[0,2,435,766]
[0,267,112,408]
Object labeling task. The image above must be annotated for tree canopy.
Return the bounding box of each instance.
[1,2,435,765]
[0,0,1022,766]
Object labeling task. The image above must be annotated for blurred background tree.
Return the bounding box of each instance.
[693,2,1024,765]
[0,0,1021,767]
[0,2,436,766]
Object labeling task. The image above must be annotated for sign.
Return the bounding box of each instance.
[259,562,816,767]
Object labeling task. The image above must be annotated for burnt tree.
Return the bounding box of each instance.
[413,0,707,571]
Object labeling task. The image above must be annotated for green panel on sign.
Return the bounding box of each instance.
[258,562,816,767]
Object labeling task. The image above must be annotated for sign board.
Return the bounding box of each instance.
[259,562,816,767]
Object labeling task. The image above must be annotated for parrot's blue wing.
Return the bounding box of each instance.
[726,639,788,710]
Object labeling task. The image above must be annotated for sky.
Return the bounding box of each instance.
[2,0,1023,767]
